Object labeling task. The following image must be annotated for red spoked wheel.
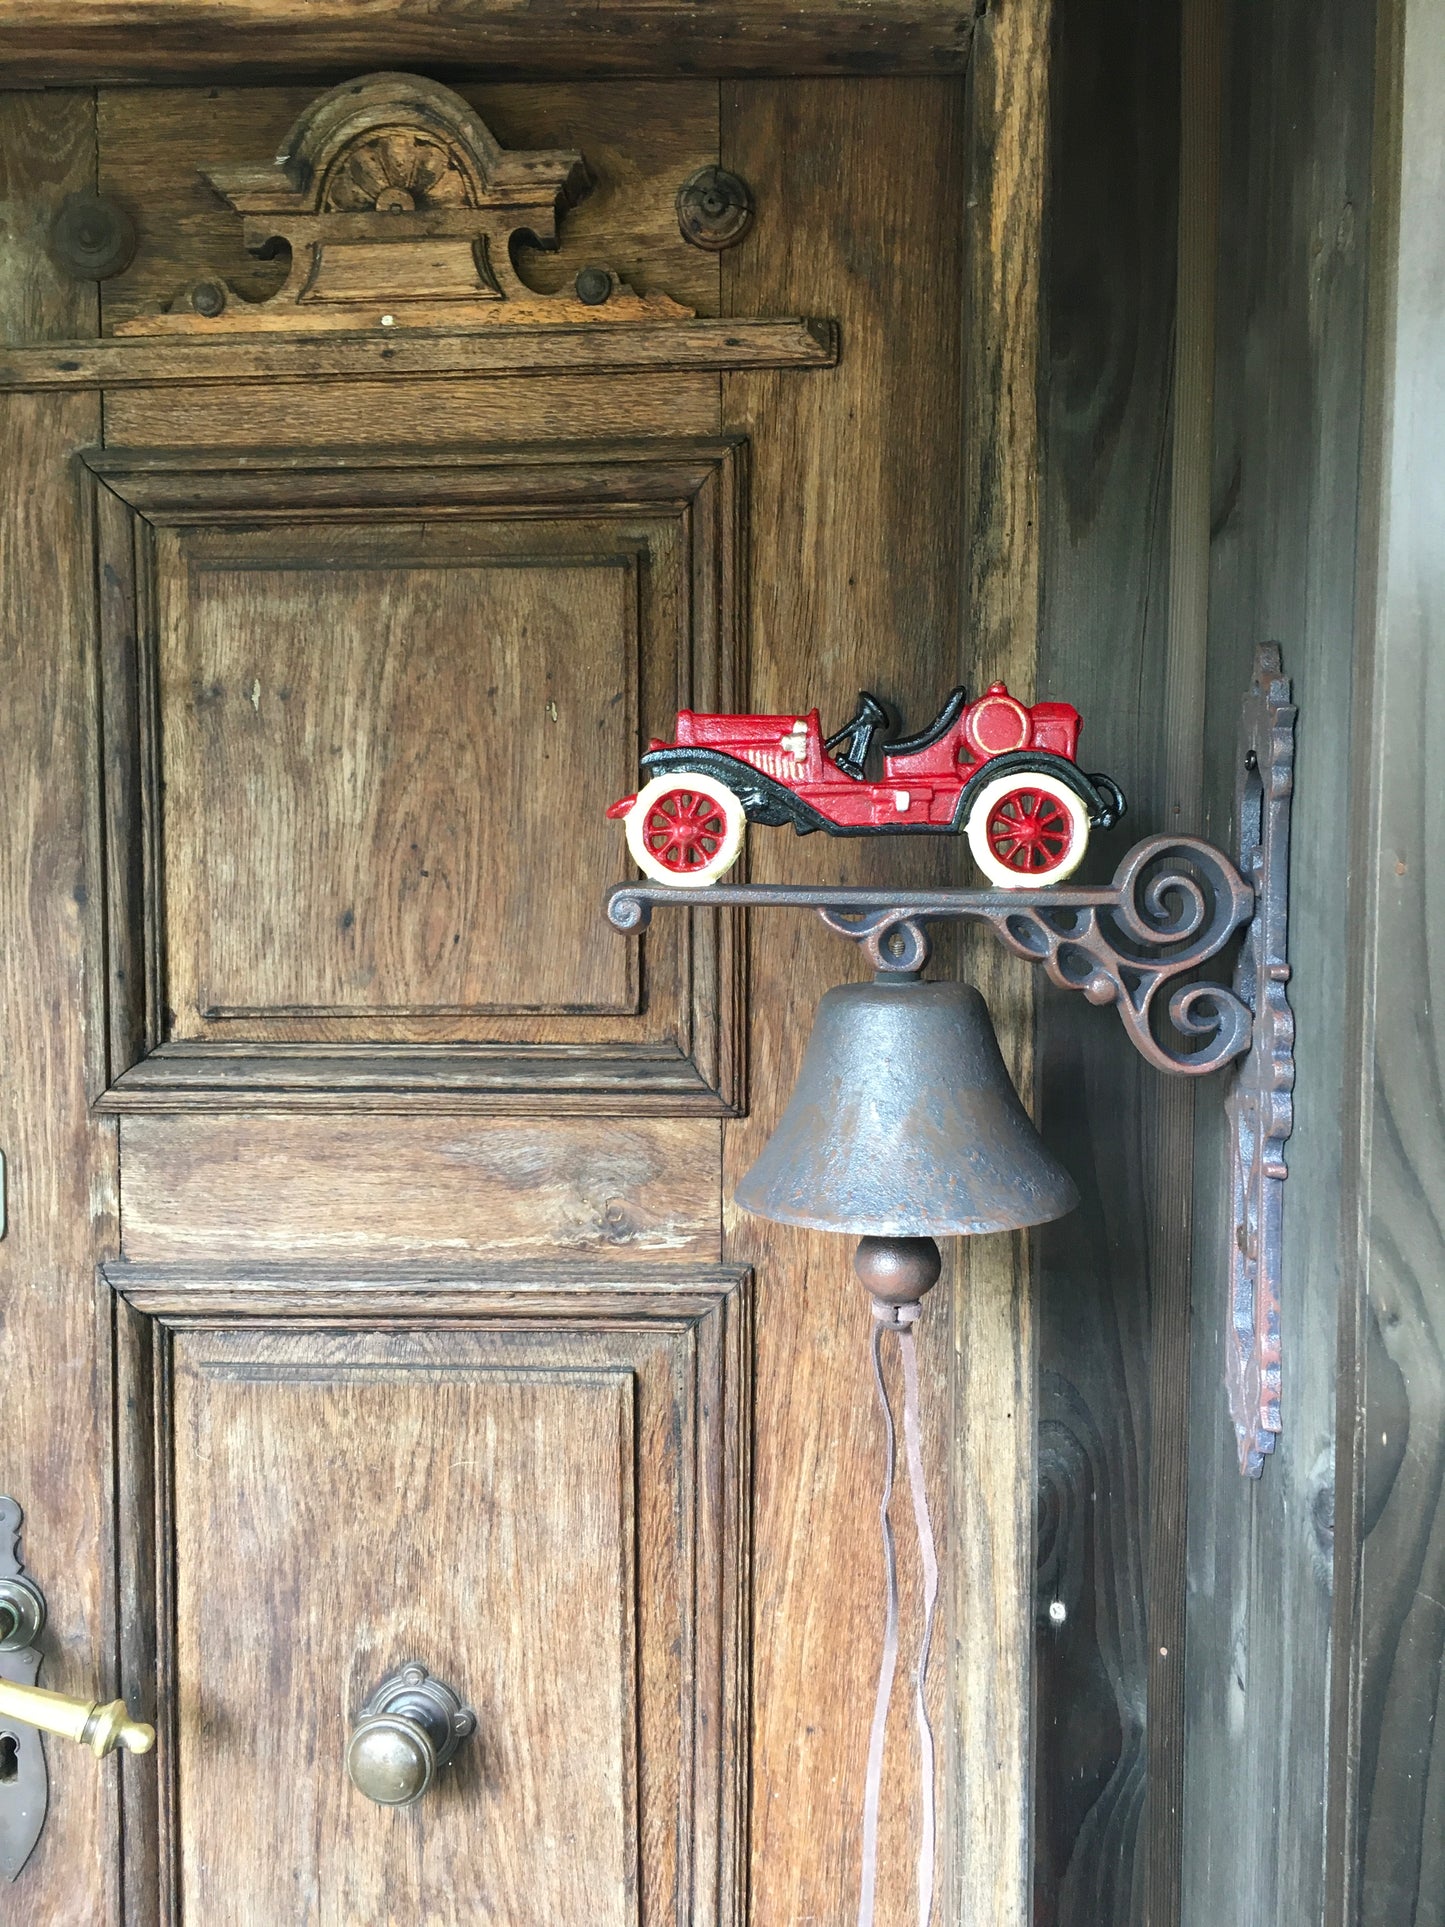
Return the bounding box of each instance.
[625,770,746,887]
[965,770,1090,888]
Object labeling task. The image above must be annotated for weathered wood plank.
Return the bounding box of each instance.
[721,76,966,1927]
[1031,0,1183,1915]
[0,318,837,391]
[1182,0,1378,1921]
[957,2,1052,1918]
[0,3,974,84]
[118,1115,724,1266]
[1331,0,1445,1919]
[100,372,722,448]
[0,88,117,1922]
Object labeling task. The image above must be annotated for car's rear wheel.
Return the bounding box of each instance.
[965,770,1090,888]
[626,770,746,887]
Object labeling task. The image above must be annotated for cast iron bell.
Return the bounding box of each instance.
[735,975,1079,1239]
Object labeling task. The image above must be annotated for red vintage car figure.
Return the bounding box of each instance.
[607,682,1125,889]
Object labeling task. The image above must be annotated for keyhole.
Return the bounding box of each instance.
[0,1734,19,1783]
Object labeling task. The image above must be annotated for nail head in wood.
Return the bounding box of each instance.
[575,266,613,306]
[47,192,136,281]
[676,166,755,251]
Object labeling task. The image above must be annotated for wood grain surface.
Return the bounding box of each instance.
[0,318,836,393]
[1031,0,1184,1918]
[162,549,638,1021]
[0,89,118,1924]
[171,1335,640,1924]
[1180,0,1378,1922]
[955,4,1052,1919]
[118,1115,724,1266]
[721,77,966,1927]
[0,3,974,85]
[1331,0,1445,1920]
[101,371,722,450]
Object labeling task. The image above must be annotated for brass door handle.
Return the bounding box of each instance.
[346,1663,474,1807]
[0,1679,155,1758]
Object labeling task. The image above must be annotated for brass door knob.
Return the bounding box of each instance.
[0,1679,155,1758]
[345,1663,474,1807]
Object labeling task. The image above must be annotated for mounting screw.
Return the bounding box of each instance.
[676,166,754,252]
[189,280,227,318]
[574,266,613,306]
[47,192,137,282]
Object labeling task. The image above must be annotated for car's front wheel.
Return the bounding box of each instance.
[625,770,746,886]
[965,770,1091,888]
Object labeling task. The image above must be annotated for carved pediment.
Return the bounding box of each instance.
[116,73,691,335]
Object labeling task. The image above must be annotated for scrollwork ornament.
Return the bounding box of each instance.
[608,830,1257,1074]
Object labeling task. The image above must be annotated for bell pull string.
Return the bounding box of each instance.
[859,1299,939,1927]
[859,1312,901,1927]
[899,1314,939,1924]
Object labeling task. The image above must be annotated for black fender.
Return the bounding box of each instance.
[637,746,1128,838]
[638,747,841,834]
[954,753,1127,832]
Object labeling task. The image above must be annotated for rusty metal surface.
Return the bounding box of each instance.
[607,830,1256,1074]
[1224,644,1296,1476]
[733,977,1080,1235]
[0,1497,48,1882]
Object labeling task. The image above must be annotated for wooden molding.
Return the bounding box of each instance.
[0,318,836,392]
[0,5,973,85]
[104,1259,751,1320]
[116,72,697,336]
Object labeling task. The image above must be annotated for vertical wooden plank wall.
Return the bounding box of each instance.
[0,92,115,1921]
[1031,0,1185,1918]
[1181,0,1377,1919]
[1332,0,1445,1917]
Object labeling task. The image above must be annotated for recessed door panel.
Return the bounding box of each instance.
[121,1277,749,1926]
[164,547,637,1021]
[170,1333,637,1925]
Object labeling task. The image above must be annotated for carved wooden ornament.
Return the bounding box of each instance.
[116,72,692,335]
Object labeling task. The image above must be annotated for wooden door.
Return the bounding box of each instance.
[0,57,1005,1926]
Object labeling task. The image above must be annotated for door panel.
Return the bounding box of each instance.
[172,1335,637,1925]
[90,444,745,1110]
[164,548,638,1021]
[119,1278,748,1925]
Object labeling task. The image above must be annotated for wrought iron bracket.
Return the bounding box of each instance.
[1223,645,1296,1475]
[611,834,1255,1074]
[606,645,1296,1474]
